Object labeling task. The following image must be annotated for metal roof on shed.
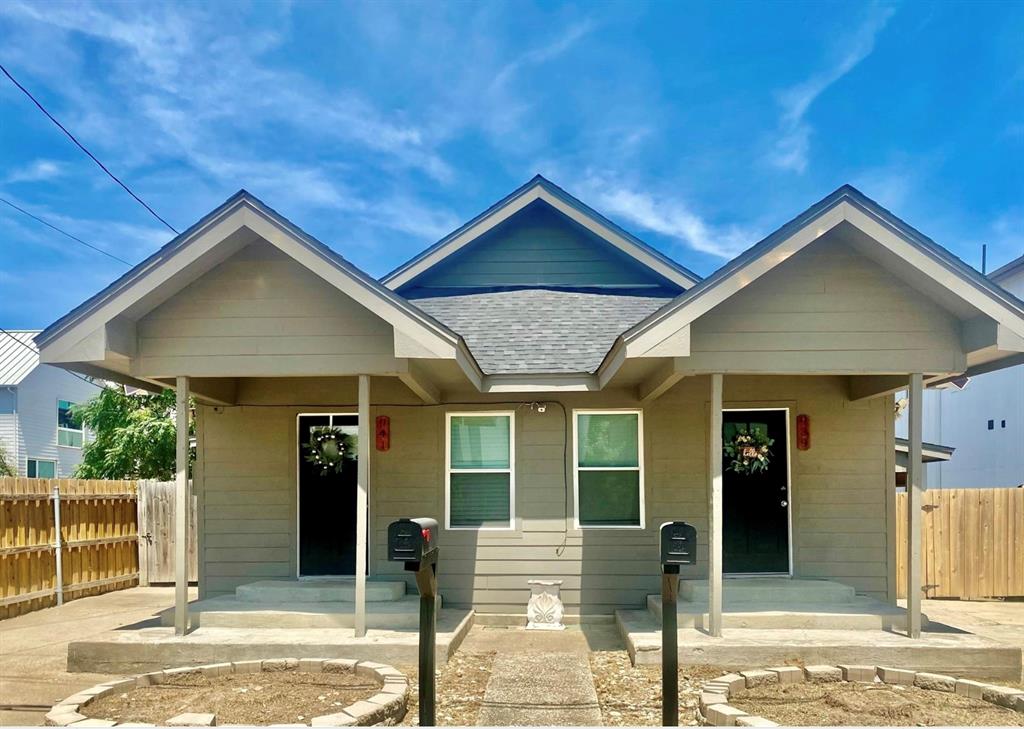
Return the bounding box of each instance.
[0,330,40,386]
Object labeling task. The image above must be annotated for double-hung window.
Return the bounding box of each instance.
[446,412,514,530]
[57,399,84,448]
[27,458,57,478]
[574,410,644,528]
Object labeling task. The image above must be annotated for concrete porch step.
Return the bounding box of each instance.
[161,593,440,629]
[69,609,476,674]
[680,578,856,605]
[647,594,922,631]
[235,579,406,603]
[612,609,1022,680]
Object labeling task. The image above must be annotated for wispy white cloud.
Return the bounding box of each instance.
[5,159,65,184]
[768,5,895,173]
[491,20,595,90]
[576,173,759,259]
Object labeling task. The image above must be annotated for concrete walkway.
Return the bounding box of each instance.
[0,586,191,727]
[467,627,615,726]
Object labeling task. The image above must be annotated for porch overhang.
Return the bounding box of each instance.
[35,191,485,403]
[594,186,1024,402]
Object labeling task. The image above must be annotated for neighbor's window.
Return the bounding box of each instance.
[27,459,56,478]
[574,410,644,528]
[446,412,514,529]
[57,399,84,448]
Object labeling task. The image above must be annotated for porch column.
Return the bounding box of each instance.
[708,373,723,637]
[354,375,370,637]
[906,373,923,638]
[174,376,190,636]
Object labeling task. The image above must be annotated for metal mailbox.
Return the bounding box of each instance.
[387,517,439,564]
[660,520,697,566]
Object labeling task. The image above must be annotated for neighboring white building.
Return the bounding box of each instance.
[0,330,98,477]
[897,253,1024,488]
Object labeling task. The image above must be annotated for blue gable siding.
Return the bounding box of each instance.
[397,200,683,296]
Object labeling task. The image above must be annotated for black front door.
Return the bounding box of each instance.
[298,414,359,576]
[722,409,790,573]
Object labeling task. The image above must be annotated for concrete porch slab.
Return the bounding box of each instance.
[235,579,406,603]
[647,594,923,631]
[67,608,474,674]
[615,610,1023,681]
[159,594,440,629]
[680,578,856,605]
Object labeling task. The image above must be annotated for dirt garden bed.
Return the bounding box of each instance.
[700,665,1024,727]
[733,681,1024,726]
[46,658,408,727]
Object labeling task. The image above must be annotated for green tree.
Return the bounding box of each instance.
[72,388,192,480]
[0,443,14,477]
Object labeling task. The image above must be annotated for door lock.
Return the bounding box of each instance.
[780,500,788,508]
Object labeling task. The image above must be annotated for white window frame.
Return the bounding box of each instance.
[27,458,57,479]
[445,410,516,531]
[573,408,645,530]
[56,398,84,449]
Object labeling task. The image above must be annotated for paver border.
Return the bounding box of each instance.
[45,657,409,727]
[696,665,1024,726]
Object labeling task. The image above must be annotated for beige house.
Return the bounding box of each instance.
[37,177,1024,642]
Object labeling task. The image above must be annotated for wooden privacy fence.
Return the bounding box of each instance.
[897,487,1024,599]
[0,477,139,619]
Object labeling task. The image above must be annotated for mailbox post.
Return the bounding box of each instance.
[659,521,696,727]
[388,518,439,727]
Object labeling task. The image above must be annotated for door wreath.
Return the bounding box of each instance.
[303,426,357,476]
[723,425,774,475]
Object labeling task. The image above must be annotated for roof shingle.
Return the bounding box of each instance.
[412,290,672,374]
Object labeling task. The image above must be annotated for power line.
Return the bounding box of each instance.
[0,63,180,235]
[0,197,133,266]
[0,327,107,391]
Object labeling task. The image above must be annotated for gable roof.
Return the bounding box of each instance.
[381,175,702,292]
[0,330,40,386]
[609,184,1024,369]
[37,191,482,381]
[991,253,1024,283]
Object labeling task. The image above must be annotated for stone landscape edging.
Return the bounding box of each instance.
[696,664,1024,727]
[45,657,409,727]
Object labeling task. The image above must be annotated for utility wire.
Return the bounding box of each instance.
[0,197,133,266]
[0,327,107,390]
[0,63,180,235]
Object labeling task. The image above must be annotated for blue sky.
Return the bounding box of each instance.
[1,0,1022,328]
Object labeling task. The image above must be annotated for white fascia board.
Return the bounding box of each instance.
[843,204,1024,339]
[384,184,698,291]
[239,208,460,360]
[481,373,600,393]
[38,208,248,364]
[622,199,1024,358]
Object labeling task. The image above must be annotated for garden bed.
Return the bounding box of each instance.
[46,658,408,727]
[732,681,1024,726]
[698,665,1024,727]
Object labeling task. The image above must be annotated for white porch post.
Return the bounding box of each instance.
[708,373,724,637]
[174,376,190,636]
[906,372,924,638]
[355,375,370,637]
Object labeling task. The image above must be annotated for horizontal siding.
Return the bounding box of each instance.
[138,241,402,377]
[687,237,964,374]
[197,374,892,610]
[404,200,677,292]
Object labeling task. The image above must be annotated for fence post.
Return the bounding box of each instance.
[137,480,149,587]
[52,482,64,607]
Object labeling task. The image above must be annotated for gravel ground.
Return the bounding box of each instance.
[731,681,1024,727]
[589,651,725,726]
[396,650,496,726]
[81,671,380,726]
